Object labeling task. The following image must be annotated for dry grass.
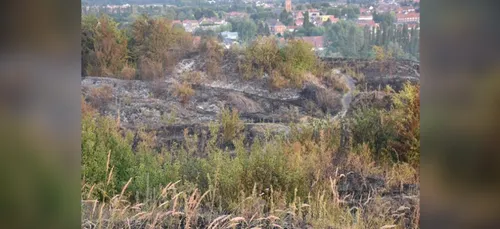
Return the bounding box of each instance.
[173,82,195,105]
[88,85,113,110]
[139,58,163,80]
[121,65,137,80]
[82,175,404,229]
[269,70,288,90]
[181,71,204,85]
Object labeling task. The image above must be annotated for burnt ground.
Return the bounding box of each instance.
[81,57,420,228]
[82,57,419,146]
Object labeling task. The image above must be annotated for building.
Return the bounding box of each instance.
[266,19,287,35]
[396,12,420,23]
[221,31,239,40]
[300,36,324,51]
[356,20,379,31]
[182,20,200,33]
[285,0,292,12]
[358,15,373,21]
[318,15,339,24]
[225,11,248,19]
[307,9,321,21]
[295,18,304,26]
[286,25,299,32]
[295,11,304,20]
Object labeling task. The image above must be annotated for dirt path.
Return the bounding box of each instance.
[334,70,356,120]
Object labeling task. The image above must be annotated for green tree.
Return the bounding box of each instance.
[303,11,313,30]
[341,5,360,20]
[279,10,294,26]
[229,18,258,42]
[81,15,98,76]
[373,11,396,26]
[325,20,365,58]
[326,8,341,18]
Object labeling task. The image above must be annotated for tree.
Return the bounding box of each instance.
[279,10,294,26]
[89,15,128,77]
[326,8,341,18]
[303,11,313,30]
[177,11,188,21]
[129,15,193,80]
[325,20,364,58]
[309,26,325,36]
[373,11,396,26]
[229,18,257,42]
[341,5,360,20]
[264,24,271,36]
[201,37,224,78]
[82,15,98,76]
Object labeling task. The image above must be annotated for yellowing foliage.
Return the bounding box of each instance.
[173,82,195,105]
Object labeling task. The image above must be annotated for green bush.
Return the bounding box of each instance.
[220,107,244,144]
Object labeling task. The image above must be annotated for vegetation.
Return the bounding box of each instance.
[82,82,420,227]
[129,14,193,80]
[82,15,129,77]
[325,21,371,59]
[81,5,420,228]
[239,37,319,88]
[173,82,195,105]
[82,14,193,79]
[219,107,244,144]
[201,37,224,78]
[228,18,257,43]
[350,83,420,166]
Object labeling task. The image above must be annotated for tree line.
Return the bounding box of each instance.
[82,14,194,79]
[324,19,420,60]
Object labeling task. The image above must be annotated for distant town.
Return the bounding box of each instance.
[82,0,419,59]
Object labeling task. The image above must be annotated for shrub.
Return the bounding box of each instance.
[269,69,288,90]
[280,39,316,74]
[388,83,420,166]
[237,57,254,80]
[81,112,135,200]
[120,65,136,80]
[181,71,203,85]
[247,36,281,73]
[88,85,113,111]
[316,89,341,114]
[349,83,420,165]
[219,107,244,144]
[201,38,224,78]
[173,82,195,105]
[139,57,163,80]
[324,71,348,93]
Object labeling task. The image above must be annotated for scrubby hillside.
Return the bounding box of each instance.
[81,33,420,228]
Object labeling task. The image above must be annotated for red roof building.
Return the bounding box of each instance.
[295,18,304,26]
[396,12,420,23]
[226,11,248,19]
[299,36,324,50]
[295,11,304,19]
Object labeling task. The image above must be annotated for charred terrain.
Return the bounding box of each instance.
[82,56,418,146]
[82,54,420,228]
